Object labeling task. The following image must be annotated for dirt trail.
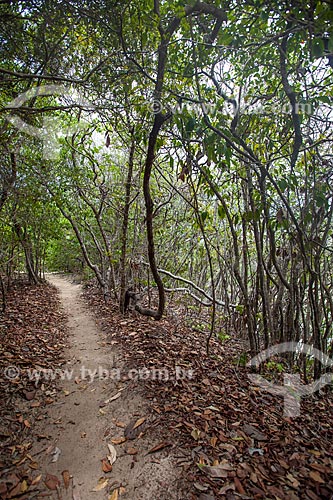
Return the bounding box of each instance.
[33,275,181,500]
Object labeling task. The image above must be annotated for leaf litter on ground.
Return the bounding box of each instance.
[0,279,67,499]
[83,281,333,500]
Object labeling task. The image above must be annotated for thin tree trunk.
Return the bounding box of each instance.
[120,128,135,313]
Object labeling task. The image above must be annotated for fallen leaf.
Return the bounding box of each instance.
[286,473,300,488]
[309,449,321,457]
[0,482,7,496]
[102,459,113,472]
[201,463,234,478]
[23,390,36,400]
[111,437,126,445]
[309,471,324,483]
[219,483,235,494]
[219,443,237,453]
[242,424,267,441]
[147,442,172,454]
[194,482,209,492]
[7,481,21,497]
[62,470,70,489]
[109,489,119,500]
[107,444,117,465]
[191,429,201,440]
[234,477,246,494]
[210,436,218,447]
[133,417,146,430]
[92,477,109,491]
[124,418,147,439]
[115,421,126,428]
[20,480,28,492]
[44,474,60,490]
[126,447,138,455]
[31,475,42,486]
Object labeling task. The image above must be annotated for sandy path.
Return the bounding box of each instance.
[36,275,119,499]
[33,275,181,500]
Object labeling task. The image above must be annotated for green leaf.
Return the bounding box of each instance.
[218,205,226,219]
[185,117,196,133]
[278,179,288,192]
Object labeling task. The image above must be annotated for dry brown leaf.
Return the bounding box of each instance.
[191,429,201,440]
[23,390,36,401]
[20,480,28,492]
[194,482,209,492]
[124,418,147,439]
[132,417,146,430]
[111,437,126,445]
[7,482,21,497]
[147,442,172,454]
[0,482,7,496]
[202,464,233,478]
[126,447,138,455]
[115,421,126,428]
[92,477,109,491]
[109,489,119,500]
[210,436,218,447]
[242,424,267,441]
[102,459,113,472]
[44,473,60,490]
[309,471,324,483]
[234,477,246,495]
[62,470,70,489]
[31,474,42,486]
[219,443,237,453]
